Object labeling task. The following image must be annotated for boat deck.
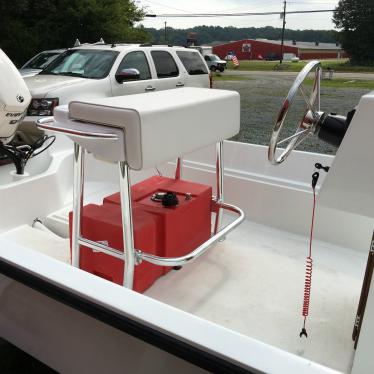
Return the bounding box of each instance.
[146,219,366,373]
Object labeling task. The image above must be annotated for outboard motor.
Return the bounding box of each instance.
[0,49,54,175]
[0,49,31,144]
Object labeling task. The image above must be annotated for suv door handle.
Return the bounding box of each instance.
[145,86,156,92]
[176,82,184,87]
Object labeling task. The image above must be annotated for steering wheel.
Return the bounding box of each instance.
[268,60,322,165]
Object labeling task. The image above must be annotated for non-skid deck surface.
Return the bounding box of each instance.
[2,190,366,373]
[0,225,70,264]
[145,220,367,373]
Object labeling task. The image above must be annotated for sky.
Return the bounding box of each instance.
[136,0,340,30]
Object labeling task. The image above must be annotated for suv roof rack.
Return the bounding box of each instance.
[109,41,148,48]
[73,38,106,47]
[93,38,105,45]
[139,43,175,48]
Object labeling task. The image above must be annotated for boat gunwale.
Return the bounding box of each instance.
[0,256,255,374]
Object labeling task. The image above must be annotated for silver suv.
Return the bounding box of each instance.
[21,44,210,137]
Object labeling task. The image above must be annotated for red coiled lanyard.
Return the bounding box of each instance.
[300,170,320,338]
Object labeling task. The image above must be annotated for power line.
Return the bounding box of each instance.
[140,0,193,14]
[145,9,335,18]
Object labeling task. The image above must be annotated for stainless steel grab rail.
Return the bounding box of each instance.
[75,200,243,268]
[37,117,119,140]
[139,201,244,267]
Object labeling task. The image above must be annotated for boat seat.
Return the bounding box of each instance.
[36,87,243,289]
[41,87,240,169]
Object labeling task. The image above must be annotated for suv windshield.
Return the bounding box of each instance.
[41,49,119,79]
[23,51,62,69]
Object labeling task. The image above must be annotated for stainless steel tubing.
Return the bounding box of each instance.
[119,161,136,289]
[316,66,321,111]
[140,202,244,267]
[216,141,224,203]
[71,143,84,267]
[78,237,124,260]
[214,141,225,234]
[36,116,54,125]
[36,117,119,140]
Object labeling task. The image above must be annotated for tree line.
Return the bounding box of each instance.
[148,26,339,46]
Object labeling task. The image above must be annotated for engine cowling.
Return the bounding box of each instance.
[0,49,31,144]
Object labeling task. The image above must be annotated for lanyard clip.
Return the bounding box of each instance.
[300,327,308,338]
[315,163,330,173]
[312,172,320,189]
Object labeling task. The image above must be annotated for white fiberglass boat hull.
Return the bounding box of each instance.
[0,239,341,374]
[1,91,374,373]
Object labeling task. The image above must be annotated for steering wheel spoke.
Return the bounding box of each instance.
[276,128,310,147]
[293,128,312,148]
[299,84,317,118]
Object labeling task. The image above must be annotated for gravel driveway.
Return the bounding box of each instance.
[215,76,370,155]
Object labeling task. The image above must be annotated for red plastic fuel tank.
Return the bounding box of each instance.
[69,176,212,292]
[69,203,164,293]
[104,176,212,274]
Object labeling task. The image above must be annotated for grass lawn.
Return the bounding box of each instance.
[304,78,374,89]
[226,59,374,73]
[212,74,374,89]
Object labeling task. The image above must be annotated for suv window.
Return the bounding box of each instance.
[151,51,179,78]
[204,55,211,61]
[176,51,208,75]
[117,51,151,80]
[41,49,119,79]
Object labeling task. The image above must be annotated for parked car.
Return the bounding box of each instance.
[19,49,66,78]
[20,44,210,139]
[204,54,227,72]
[283,53,300,62]
[265,53,279,61]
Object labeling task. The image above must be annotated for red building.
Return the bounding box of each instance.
[212,39,347,60]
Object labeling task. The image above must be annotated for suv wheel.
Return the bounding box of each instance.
[219,67,224,72]
[210,66,216,72]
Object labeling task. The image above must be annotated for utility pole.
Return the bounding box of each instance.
[280,1,287,64]
[164,21,167,43]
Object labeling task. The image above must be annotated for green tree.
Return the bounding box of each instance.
[333,0,374,65]
[0,0,149,66]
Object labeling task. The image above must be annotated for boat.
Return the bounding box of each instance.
[0,49,373,374]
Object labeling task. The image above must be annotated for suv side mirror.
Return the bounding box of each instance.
[115,68,140,83]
